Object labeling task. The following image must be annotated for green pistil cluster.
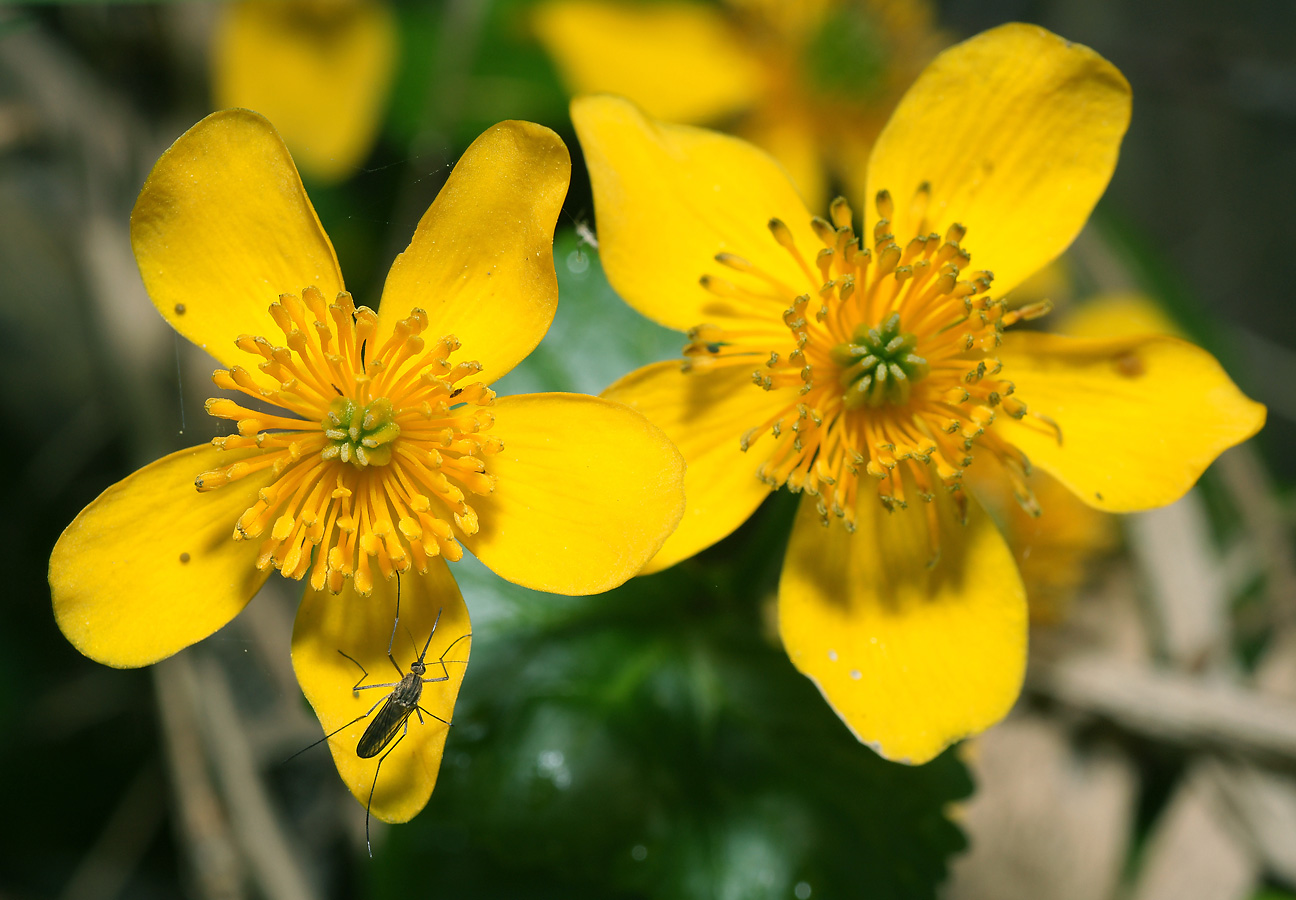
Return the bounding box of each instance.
[321,397,400,467]
[830,313,930,409]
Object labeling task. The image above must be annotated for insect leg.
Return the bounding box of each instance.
[432,631,472,681]
[386,572,405,677]
[338,649,375,693]
[340,654,404,694]
[365,722,408,857]
[416,705,451,726]
[281,693,388,765]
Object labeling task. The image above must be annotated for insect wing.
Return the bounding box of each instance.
[357,693,415,759]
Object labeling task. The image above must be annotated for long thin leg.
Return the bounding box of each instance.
[340,651,403,693]
[385,573,404,677]
[365,724,407,857]
[432,631,472,681]
[354,680,403,692]
[416,705,451,726]
[338,649,375,693]
[281,692,387,764]
[342,651,401,695]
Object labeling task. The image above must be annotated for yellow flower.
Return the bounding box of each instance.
[48,110,686,824]
[534,0,943,207]
[213,0,397,183]
[573,24,1266,763]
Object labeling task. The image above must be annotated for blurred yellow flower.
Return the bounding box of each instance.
[535,0,943,207]
[49,110,686,824]
[575,24,1266,763]
[213,0,397,183]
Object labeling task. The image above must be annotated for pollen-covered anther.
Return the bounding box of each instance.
[195,288,500,595]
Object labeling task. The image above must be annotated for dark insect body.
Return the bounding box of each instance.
[291,575,470,856]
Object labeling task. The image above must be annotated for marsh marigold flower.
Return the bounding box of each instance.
[214,0,396,183]
[49,110,686,823]
[574,24,1266,763]
[535,0,944,207]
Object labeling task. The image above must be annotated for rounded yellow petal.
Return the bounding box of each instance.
[131,109,344,369]
[779,489,1027,764]
[291,563,470,824]
[376,121,571,385]
[571,94,816,334]
[534,1,762,123]
[995,331,1267,512]
[461,393,686,594]
[50,446,274,668]
[602,360,784,573]
[1059,292,1183,340]
[213,0,397,183]
[865,23,1131,295]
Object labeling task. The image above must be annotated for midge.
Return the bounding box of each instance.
[294,575,470,856]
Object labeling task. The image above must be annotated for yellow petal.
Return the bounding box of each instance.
[131,109,344,369]
[534,1,763,123]
[737,109,826,212]
[376,121,570,385]
[572,94,817,335]
[779,488,1027,764]
[50,446,274,668]
[966,459,1117,624]
[291,563,470,824]
[213,0,397,183]
[461,393,686,594]
[995,331,1266,512]
[865,23,1131,295]
[602,361,784,573]
[1059,292,1183,340]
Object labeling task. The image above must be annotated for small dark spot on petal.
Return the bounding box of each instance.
[179,552,191,564]
[1113,352,1145,378]
[174,303,186,315]
[1095,492,1104,501]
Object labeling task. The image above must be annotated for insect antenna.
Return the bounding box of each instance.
[417,606,445,665]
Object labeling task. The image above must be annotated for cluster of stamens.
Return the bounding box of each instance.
[196,286,500,595]
[685,186,1059,559]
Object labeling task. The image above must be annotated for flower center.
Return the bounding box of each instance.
[321,397,400,467]
[684,188,1060,557]
[195,286,500,595]
[830,313,929,409]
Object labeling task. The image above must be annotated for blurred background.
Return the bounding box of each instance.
[1,1,1294,898]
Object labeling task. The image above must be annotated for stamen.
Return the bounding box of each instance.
[686,183,1052,543]
[197,291,498,595]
